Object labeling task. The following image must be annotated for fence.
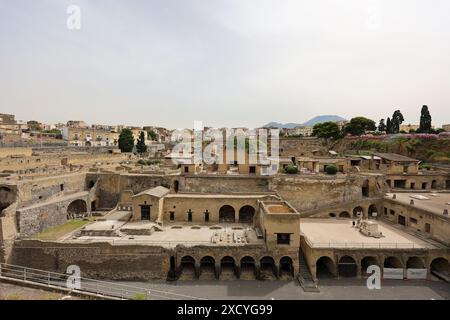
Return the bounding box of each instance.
[304,238,432,249]
[0,263,205,300]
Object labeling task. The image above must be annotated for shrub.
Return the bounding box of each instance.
[285,164,298,174]
[325,165,338,175]
[137,159,146,165]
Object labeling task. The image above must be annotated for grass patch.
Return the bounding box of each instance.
[31,219,93,241]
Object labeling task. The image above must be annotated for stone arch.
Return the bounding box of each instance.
[368,204,378,217]
[384,256,403,268]
[238,205,255,223]
[220,256,236,279]
[260,256,276,278]
[279,256,294,278]
[361,256,379,275]
[240,256,256,278]
[338,256,357,277]
[87,180,96,189]
[180,256,196,278]
[316,256,336,278]
[0,186,14,213]
[200,256,216,278]
[219,205,235,223]
[406,256,425,269]
[339,211,351,218]
[430,257,449,279]
[329,213,336,218]
[353,206,364,218]
[67,199,87,219]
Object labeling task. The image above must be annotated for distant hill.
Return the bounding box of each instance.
[302,115,346,126]
[262,115,346,128]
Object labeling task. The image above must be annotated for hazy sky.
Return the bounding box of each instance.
[1,0,450,129]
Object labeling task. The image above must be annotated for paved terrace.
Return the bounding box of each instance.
[385,192,450,216]
[65,222,264,248]
[300,218,438,249]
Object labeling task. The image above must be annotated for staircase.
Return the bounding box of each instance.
[297,251,320,293]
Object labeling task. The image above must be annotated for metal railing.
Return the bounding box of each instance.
[0,263,205,300]
[304,238,432,249]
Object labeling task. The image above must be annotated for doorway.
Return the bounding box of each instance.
[141,205,151,220]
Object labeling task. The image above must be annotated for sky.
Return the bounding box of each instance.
[1,0,450,129]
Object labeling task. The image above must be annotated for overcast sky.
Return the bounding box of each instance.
[1,0,449,129]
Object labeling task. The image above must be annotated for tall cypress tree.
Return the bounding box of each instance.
[386,117,392,134]
[378,119,386,132]
[136,131,148,155]
[419,105,432,133]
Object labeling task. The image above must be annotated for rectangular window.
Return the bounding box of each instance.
[410,217,418,224]
[425,223,431,233]
[277,233,291,245]
[390,209,395,216]
[188,212,192,222]
[384,207,388,216]
[184,166,189,173]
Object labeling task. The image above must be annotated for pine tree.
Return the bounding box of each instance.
[136,131,147,155]
[391,110,404,133]
[418,105,432,133]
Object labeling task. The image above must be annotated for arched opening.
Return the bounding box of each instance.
[67,199,87,219]
[85,141,92,147]
[219,205,235,223]
[200,256,216,279]
[260,256,276,279]
[368,204,378,218]
[180,256,196,279]
[361,256,378,275]
[316,256,335,278]
[338,256,357,277]
[353,206,364,218]
[431,180,437,189]
[406,256,425,269]
[240,256,256,279]
[238,205,255,223]
[339,211,350,218]
[87,180,95,189]
[0,186,14,214]
[220,256,236,279]
[329,213,336,218]
[384,256,403,268]
[430,258,449,279]
[280,256,294,278]
[174,180,179,193]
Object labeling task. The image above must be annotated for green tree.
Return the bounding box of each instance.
[312,122,341,140]
[136,131,147,155]
[285,164,298,174]
[378,119,386,132]
[386,117,392,134]
[418,105,432,133]
[343,117,376,136]
[325,165,338,175]
[147,130,157,141]
[391,110,404,133]
[118,128,135,153]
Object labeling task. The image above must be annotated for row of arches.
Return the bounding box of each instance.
[329,204,379,219]
[316,255,449,279]
[177,255,294,280]
[219,205,255,223]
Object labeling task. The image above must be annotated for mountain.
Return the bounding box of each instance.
[262,115,346,129]
[302,115,346,127]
